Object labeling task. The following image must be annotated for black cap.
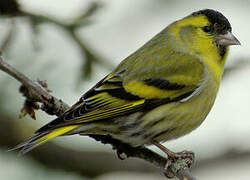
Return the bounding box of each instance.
[192,9,232,33]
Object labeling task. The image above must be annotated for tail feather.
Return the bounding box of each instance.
[8,131,49,152]
[9,125,80,154]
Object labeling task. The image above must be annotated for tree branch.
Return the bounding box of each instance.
[0,55,196,180]
[1,1,113,80]
[0,55,69,117]
[19,2,114,77]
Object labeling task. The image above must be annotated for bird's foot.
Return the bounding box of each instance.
[163,150,195,178]
[116,149,127,160]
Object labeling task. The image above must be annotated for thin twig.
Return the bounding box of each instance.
[0,55,69,116]
[18,3,113,76]
[0,19,17,51]
[0,55,196,179]
[1,2,113,79]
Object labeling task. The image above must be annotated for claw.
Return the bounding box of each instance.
[163,159,175,178]
[162,151,195,178]
[116,149,126,160]
[173,150,195,168]
[153,141,195,178]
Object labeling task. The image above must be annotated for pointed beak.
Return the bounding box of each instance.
[217,32,241,46]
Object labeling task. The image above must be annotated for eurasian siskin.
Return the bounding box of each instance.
[12,9,240,161]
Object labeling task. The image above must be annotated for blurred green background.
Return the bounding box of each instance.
[0,0,250,179]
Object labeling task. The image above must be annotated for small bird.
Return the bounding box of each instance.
[12,9,240,162]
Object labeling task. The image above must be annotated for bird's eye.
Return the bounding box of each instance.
[202,26,213,33]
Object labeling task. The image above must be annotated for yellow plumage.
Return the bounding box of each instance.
[12,9,240,155]
[35,125,80,146]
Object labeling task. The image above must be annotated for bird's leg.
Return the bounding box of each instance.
[153,141,176,158]
[153,141,195,178]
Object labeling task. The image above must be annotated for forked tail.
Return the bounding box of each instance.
[9,125,79,154]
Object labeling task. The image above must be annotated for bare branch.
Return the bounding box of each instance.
[1,1,113,80]
[171,160,196,180]
[0,55,196,179]
[17,3,113,78]
[0,55,69,116]
[0,19,17,51]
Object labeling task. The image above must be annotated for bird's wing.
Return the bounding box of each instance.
[122,53,205,100]
[36,53,205,132]
[36,71,146,132]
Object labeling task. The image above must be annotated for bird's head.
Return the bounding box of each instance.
[169,9,240,61]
